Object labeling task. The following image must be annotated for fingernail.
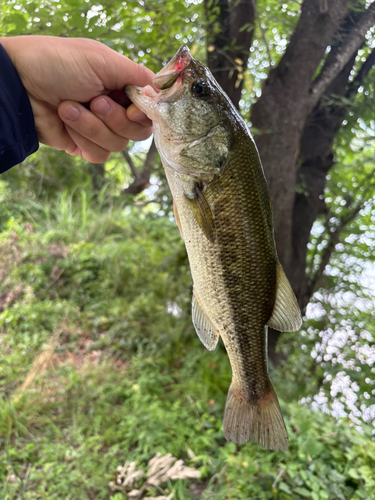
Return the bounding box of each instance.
[93,98,111,116]
[63,105,80,121]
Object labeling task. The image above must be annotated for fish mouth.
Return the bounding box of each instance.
[153,45,191,90]
[124,83,159,119]
[125,46,192,115]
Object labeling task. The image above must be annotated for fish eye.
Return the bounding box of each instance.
[191,80,210,98]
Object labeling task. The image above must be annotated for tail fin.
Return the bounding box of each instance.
[223,383,288,450]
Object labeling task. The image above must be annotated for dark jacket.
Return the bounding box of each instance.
[0,43,39,173]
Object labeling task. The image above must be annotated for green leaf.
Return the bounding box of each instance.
[347,468,359,479]
[294,487,312,498]
[303,440,324,457]
[279,482,292,495]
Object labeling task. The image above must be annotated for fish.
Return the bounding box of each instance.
[126,46,302,450]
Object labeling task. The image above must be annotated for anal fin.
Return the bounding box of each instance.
[192,290,219,351]
[267,262,302,332]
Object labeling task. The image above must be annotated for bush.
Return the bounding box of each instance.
[0,189,374,499]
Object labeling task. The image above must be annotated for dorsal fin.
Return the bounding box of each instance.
[267,262,302,332]
[192,290,219,351]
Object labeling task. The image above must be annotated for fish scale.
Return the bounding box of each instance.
[166,134,278,429]
[126,45,302,450]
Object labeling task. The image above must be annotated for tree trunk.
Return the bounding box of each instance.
[251,0,349,270]
[205,0,255,110]
[252,2,375,365]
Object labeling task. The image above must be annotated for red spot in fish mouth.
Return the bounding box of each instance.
[175,60,185,72]
[174,52,191,73]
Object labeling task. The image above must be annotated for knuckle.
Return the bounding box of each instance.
[100,151,111,163]
[85,122,102,140]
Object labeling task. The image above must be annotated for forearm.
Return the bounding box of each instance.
[0,41,39,172]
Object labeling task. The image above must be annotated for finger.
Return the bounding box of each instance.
[29,95,76,152]
[126,103,153,126]
[64,125,113,164]
[107,91,153,127]
[58,100,129,152]
[108,89,132,107]
[90,96,153,141]
[63,139,84,158]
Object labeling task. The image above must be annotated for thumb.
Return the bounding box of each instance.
[98,48,155,90]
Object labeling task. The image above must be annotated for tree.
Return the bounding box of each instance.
[2,0,374,421]
[204,0,375,364]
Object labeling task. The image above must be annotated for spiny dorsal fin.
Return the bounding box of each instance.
[185,185,215,242]
[173,198,183,239]
[267,262,302,332]
[192,290,219,351]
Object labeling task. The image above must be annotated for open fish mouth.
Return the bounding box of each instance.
[125,46,192,113]
[153,45,191,90]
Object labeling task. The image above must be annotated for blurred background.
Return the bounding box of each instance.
[0,0,375,498]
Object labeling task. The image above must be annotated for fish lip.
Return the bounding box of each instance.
[125,46,193,106]
[152,45,192,91]
[153,68,184,91]
[159,45,191,75]
[124,83,159,102]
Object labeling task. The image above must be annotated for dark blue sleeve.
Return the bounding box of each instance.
[0,43,39,173]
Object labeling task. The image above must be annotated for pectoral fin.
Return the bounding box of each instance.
[267,262,302,332]
[192,290,219,351]
[173,199,183,239]
[185,185,215,242]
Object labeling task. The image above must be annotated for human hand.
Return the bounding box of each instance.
[0,36,154,163]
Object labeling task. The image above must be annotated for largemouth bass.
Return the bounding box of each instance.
[126,46,302,450]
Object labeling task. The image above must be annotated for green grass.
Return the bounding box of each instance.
[2,346,375,500]
[0,191,374,499]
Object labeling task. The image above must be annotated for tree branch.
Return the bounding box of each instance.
[307,169,375,297]
[251,0,349,269]
[347,46,375,96]
[310,2,375,102]
[122,140,158,196]
[289,12,375,310]
[24,162,63,189]
[122,149,140,180]
[205,0,255,109]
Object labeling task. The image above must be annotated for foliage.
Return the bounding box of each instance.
[276,124,375,426]
[1,0,375,498]
[0,184,374,499]
[2,352,375,499]
[0,0,206,72]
